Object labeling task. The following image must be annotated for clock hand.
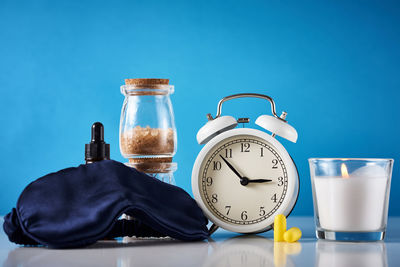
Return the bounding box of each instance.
[219,155,243,180]
[218,155,270,186]
[247,179,273,183]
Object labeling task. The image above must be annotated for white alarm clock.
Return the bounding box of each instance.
[192,93,299,234]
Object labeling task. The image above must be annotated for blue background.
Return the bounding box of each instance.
[0,0,399,216]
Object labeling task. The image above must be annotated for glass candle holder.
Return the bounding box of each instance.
[309,158,393,241]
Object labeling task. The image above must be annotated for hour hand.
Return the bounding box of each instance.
[247,179,273,183]
[219,155,242,180]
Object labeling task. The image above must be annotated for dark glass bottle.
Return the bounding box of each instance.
[85,122,110,164]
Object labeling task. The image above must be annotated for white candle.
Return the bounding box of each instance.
[314,164,388,231]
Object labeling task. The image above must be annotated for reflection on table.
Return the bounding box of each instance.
[316,241,387,267]
[204,235,301,267]
[3,235,304,267]
[2,216,397,267]
[3,238,209,267]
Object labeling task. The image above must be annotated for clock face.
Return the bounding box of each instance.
[197,134,289,228]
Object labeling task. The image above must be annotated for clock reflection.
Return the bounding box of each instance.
[203,235,301,267]
[315,241,387,267]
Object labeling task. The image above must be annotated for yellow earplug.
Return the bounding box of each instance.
[274,214,287,242]
[283,227,302,243]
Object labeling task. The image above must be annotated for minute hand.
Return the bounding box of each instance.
[219,155,243,180]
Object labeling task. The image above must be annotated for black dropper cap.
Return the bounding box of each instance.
[85,122,110,164]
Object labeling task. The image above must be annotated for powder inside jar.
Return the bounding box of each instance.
[120,126,175,157]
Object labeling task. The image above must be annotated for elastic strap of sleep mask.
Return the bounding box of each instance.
[105,219,165,239]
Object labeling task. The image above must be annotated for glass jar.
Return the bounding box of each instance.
[119,79,177,184]
[125,162,177,184]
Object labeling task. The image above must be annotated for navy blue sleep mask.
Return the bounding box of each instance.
[3,160,209,248]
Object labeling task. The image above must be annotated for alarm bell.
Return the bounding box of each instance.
[196,115,237,144]
[196,93,298,144]
[255,114,298,143]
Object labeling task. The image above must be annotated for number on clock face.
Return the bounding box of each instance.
[199,136,288,225]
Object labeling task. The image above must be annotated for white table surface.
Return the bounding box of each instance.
[0,217,399,267]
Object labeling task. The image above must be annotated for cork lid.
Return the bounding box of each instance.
[126,159,176,173]
[122,78,173,95]
[125,78,169,86]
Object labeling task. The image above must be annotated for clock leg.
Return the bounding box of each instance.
[209,223,219,235]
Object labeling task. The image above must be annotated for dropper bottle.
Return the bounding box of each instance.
[85,122,110,164]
